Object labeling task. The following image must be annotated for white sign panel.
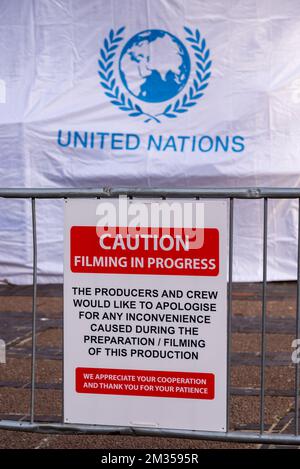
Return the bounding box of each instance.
[64,198,227,431]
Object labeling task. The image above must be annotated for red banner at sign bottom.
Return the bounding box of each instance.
[76,368,215,400]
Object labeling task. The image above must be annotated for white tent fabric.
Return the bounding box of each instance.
[0,0,300,284]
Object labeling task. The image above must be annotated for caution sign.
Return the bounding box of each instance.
[64,198,227,431]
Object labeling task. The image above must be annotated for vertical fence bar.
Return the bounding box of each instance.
[226,198,234,432]
[62,200,66,424]
[260,197,268,434]
[30,198,37,423]
[295,198,300,435]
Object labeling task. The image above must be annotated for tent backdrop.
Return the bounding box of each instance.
[0,0,300,284]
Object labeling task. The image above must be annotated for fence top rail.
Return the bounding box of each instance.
[0,187,300,199]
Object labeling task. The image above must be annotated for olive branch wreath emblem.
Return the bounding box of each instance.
[98,26,212,124]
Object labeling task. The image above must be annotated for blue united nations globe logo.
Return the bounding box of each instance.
[119,29,191,103]
[99,26,211,122]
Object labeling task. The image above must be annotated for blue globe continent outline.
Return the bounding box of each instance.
[119,29,191,103]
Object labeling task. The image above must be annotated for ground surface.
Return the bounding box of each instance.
[0,282,299,449]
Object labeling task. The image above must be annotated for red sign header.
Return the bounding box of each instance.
[70,226,219,276]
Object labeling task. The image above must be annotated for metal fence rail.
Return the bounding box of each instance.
[0,187,299,446]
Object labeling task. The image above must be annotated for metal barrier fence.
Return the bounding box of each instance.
[0,187,299,445]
